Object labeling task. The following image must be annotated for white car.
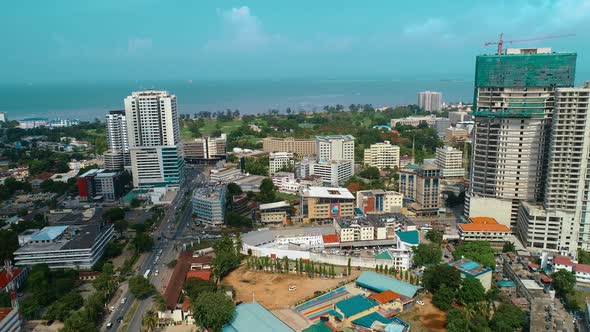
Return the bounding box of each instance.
[288,285,297,291]
[155,270,159,276]
[416,300,425,306]
[121,298,127,304]
[109,306,115,311]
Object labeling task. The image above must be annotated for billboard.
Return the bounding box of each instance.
[329,203,341,218]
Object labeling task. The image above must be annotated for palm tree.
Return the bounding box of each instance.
[234,233,243,256]
[142,310,159,332]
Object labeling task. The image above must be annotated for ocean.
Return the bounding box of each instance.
[0,78,475,121]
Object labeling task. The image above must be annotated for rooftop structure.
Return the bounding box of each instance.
[395,230,419,246]
[356,190,403,215]
[334,295,378,318]
[222,302,293,332]
[193,185,227,226]
[301,186,354,200]
[448,258,493,291]
[355,271,421,298]
[262,137,316,156]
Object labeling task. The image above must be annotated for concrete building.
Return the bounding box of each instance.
[444,127,470,143]
[0,307,21,332]
[269,152,295,175]
[210,167,242,183]
[183,135,227,164]
[363,141,400,170]
[448,258,493,291]
[294,157,315,179]
[262,137,316,156]
[300,186,355,222]
[552,256,590,285]
[448,111,470,125]
[18,117,49,129]
[356,190,403,214]
[466,48,577,230]
[104,110,130,170]
[192,185,226,227]
[390,115,436,128]
[515,83,590,253]
[0,112,6,122]
[457,217,512,247]
[77,169,125,201]
[316,135,355,162]
[13,224,114,270]
[435,146,465,178]
[418,91,442,112]
[311,159,354,186]
[258,201,291,225]
[435,117,451,138]
[399,164,442,215]
[125,90,184,188]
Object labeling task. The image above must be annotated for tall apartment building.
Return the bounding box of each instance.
[262,137,316,156]
[183,135,227,163]
[269,152,295,175]
[125,91,184,188]
[435,146,465,178]
[363,141,400,170]
[104,110,130,170]
[418,91,442,112]
[316,135,355,162]
[399,164,442,215]
[517,83,590,253]
[466,48,577,229]
[311,160,354,186]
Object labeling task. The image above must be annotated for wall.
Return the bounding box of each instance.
[468,196,513,228]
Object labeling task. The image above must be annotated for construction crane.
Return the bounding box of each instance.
[484,33,575,54]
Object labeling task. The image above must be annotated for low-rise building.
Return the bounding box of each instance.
[300,186,355,222]
[333,214,416,243]
[0,307,21,332]
[356,190,403,214]
[448,258,493,291]
[0,265,26,293]
[77,169,126,201]
[457,217,512,247]
[311,159,354,186]
[223,302,294,332]
[269,152,294,175]
[262,137,316,156]
[192,185,226,227]
[552,255,590,284]
[391,116,436,128]
[445,127,470,143]
[210,167,242,183]
[13,224,114,270]
[258,201,291,225]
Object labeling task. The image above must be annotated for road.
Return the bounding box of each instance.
[104,166,205,332]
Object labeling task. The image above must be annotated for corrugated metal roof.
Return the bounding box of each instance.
[222,302,293,332]
[355,272,421,298]
[395,230,419,246]
[335,295,377,318]
[31,226,68,241]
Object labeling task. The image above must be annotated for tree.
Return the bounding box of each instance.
[453,241,496,268]
[426,230,443,245]
[447,308,470,332]
[257,178,277,203]
[212,234,241,283]
[359,166,380,180]
[132,232,154,253]
[432,285,455,311]
[226,212,252,228]
[226,182,243,197]
[553,269,576,296]
[502,242,516,253]
[128,275,154,299]
[412,243,442,266]
[0,229,19,262]
[578,248,590,264]
[167,259,177,269]
[103,207,125,222]
[191,291,236,332]
[422,264,461,292]
[347,258,352,276]
[0,291,10,307]
[114,220,129,236]
[61,309,97,332]
[490,304,526,331]
[183,278,217,300]
[44,291,84,321]
[458,277,486,305]
[142,310,159,332]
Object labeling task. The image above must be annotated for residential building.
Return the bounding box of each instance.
[104,110,130,170]
[552,256,590,284]
[300,186,355,222]
[457,217,512,247]
[310,159,354,186]
[435,146,465,178]
[183,135,227,163]
[269,152,294,175]
[333,214,416,243]
[77,169,125,201]
[258,201,292,224]
[18,117,48,129]
[363,141,400,170]
[448,258,493,291]
[0,112,6,122]
[125,90,184,188]
[0,307,21,332]
[391,115,436,128]
[435,117,451,138]
[316,135,355,162]
[418,91,442,112]
[356,190,403,214]
[294,157,315,179]
[13,224,114,270]
[262,137,316,156]
[192,185,226,226]
[399,164,442,215]
[0,264,26,293]
[466,48,577,230]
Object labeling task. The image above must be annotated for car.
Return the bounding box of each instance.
[121,298,127,304]
[106,322,113,329]
[117,316,123,323]
[288,285,297,291]
[109,306,115,311]
[155,270,159,276]
[416,300,425,306]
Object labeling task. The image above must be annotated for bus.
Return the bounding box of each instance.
[143,269,151,279]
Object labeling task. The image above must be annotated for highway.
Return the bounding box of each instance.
[105,166,205,332]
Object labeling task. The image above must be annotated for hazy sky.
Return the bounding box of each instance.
[1,0,589,83]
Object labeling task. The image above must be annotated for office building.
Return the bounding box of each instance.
[435,146,465,178]
[311,159,354,186]
[316,135,355,162]
[294,157,315,179]
[363,141,400,170]
[435,117,451,138]
[0,112,6,122]
[399,164,442,215]
[192,185,226,227]
[125,90,184,188]
[104,110,130,170]
[18,117,48,129]
[356,190,403,214]
[516,83,590,253]
[269,152,295,175]
[77,169,125,201]
[418,91,442,112]
[444,127,470,143]
[0,307,21,332]
[390,115,437,128]
[448,111,470,125]
[262,137,316,156]
[258,201,292,224]
[183,135,227,164]
[300,186,355,222]
[466,48,577,229]
[13,224,114,270]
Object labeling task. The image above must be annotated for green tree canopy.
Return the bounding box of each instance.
[432,285,455,311]
[183,278,217,301]
[103,207,125,222]
[422,264,461,292]
[128,275,155,299]
[212,234,242,283]
[257,178,277,203]
[132,232,154,253]
[490,304,526,332]
[446,308,470,332]
[412,243,442,267]
[453,241,496,268]
[578,248,590,264]
[191,291,236,332]
[552,269,576,296]
[458,277,486,305]
[359,166,380,179]
[426,230,443,245]
[502,242,516,253]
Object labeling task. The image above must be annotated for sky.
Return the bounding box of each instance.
[1,0,590,83]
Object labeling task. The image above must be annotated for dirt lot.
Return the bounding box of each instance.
[221,265,360,309]
[398,294,447,332]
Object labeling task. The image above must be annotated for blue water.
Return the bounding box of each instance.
[0,78,474,120]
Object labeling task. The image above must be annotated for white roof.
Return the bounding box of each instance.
[302,186,354,199]
[259,201,290,210]
[520,279,543,290]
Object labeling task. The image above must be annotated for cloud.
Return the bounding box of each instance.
[127,38,153,54]
[206,6,276,51]
[402,18,453,41]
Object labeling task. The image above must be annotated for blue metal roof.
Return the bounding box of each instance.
[335,295,377,318]
[222,302,293,332]
[461,261,480,271]
[396,230,420,246]
[31,226,68,241]
[352,312,392,328]
[356,271,421,298]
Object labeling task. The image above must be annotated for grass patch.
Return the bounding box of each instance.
[275,192,299,203]
[180,119,244,140]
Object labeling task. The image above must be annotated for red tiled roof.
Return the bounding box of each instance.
[181,297,191,312]
[35,172,53,180]
[0,307,13,321]
[369,290,401,304]
[540,275,553,283]
[528,262,538,270]
[322,234,339,244]
[186,270,211,281]
[164,252,213,310]
[576,263,590,274]
[0,269,22,289]
[554,256,574,267]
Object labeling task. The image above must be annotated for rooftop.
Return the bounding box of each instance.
[554,255,574,266]
[352,311,392,328]
[242,226,335,247]
[356,271,421,298]
[458,223,511,232]
[186,270,211,281]
[30,225,69,241]
[321,233,340,244]
[15,224,112,253]
[194,185,226,200]
[222,302,293,332]
[576,263,590,274]
[469,217,498,224]
[302,321,332,332]
[369,290,401,304]
[79,168,104,178]
[335,295,377,317]
[521,279,543,290]
[302,186,354,200]
[396,230,419,246]
[0,307,14,322]
[448,258,493,277]
[259,201,291,211]
[0,268,23,289]
[316,135,355,141]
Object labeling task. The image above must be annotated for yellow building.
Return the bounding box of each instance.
[300,186,355,223]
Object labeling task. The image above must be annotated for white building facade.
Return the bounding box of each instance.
[363,141,400,170]
[269,152,295,175]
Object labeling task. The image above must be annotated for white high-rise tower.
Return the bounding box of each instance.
[104,110,130,170]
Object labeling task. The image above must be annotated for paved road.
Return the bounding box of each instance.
[104,166,204,332]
